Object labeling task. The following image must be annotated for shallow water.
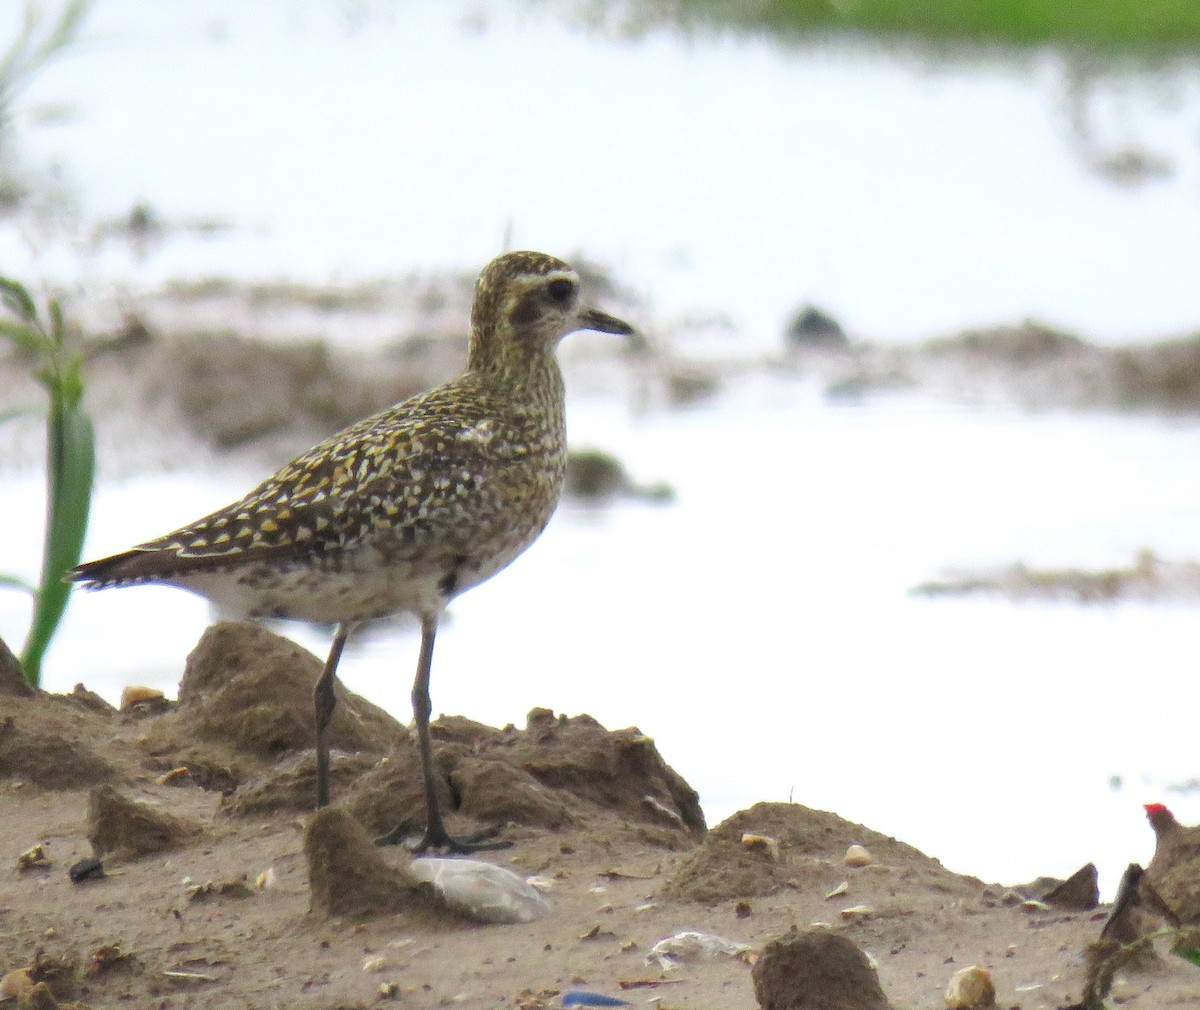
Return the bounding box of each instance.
[4,385,1200,894]
[3,0,1200,345]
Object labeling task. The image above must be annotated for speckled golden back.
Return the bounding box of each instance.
[69,251,634,623]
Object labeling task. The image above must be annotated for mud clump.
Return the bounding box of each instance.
[498,708,704,833]
[347,708,704,845]
[221,750,380,817]
[0,702,118,790]
[752,928,893,1010]
[304,806,447,920]
[666,801,969,903]
[142,622,404,779]
[0,635,32,696]
[87,785,202,858]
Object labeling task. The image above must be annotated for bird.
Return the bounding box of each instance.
[68,250,636,853]
[1141,802,1200,924]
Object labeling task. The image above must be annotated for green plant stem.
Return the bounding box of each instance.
[19,359,94,685]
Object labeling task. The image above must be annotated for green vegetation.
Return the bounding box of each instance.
[0,277,95,686]
[0,0,92,208]
[676,0,1200,51]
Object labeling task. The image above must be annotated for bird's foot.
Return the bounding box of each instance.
[374,819,511,853]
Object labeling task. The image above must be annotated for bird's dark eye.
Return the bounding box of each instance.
[546,278,575,304]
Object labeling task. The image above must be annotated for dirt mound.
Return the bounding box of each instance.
[134,622,405,791]
[173,621,404,756]
[0,692,119,790]
[87,784,202,858]
[665,801,977,904]
[0,636,32,696]
[4,624,707,852]
[345,708,704,846]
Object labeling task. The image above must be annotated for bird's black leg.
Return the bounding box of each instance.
[314,623,351,809]
[374,611,509,852]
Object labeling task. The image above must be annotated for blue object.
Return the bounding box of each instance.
[561,991,631,1008]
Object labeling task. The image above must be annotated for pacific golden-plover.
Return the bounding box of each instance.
[69,251,635,853]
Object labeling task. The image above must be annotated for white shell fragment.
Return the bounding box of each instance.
[408,857,551,924]
[945,965,996,1008]
[839,904,874,920]
[825,880,849,900]
[844,844,872,867]
[647,931,749,967]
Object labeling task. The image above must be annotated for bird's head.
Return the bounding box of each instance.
[469,251,634,370]
[1144,802,1178,833]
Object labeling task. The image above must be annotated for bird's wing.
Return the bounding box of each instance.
[68,382,517,587]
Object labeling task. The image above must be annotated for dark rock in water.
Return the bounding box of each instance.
[785,305,848,351]
[567,448,629,498]
[0,635,31,696]
[304,806,445,920]
[752,928,893,1010]
[87,785,201,858]
[162,622,404,760]
[566,449,674,503]
[1042,862,1100,910]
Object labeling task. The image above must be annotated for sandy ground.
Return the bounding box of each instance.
[2,624,1198,1010]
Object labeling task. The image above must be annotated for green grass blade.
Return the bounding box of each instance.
[0,573,36,594]
[1175,945,1200,968]
[20,393,94,685]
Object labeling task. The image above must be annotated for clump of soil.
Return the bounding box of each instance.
[0,692,119,790]
[666,801,968,904]
[138,621,404,791]
[86,784,201,858]
[752,928,892,1010]
[304,806,446,920]
[0,635,31,696]
[345,708,703,846]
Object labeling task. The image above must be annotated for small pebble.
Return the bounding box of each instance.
[741,833,781,859]
[844,843,872,867]
[945,964,996,1008]
[120,685,165,709]
[362,955,389,972]
[839,904,874,920]
[68,857,105,883]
